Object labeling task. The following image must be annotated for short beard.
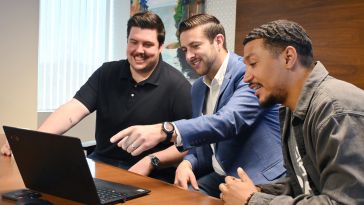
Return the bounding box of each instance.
[259,89,286,108]
[260,95,279,108]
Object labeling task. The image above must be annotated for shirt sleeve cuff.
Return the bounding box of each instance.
[248,192,276,205]
[173,122,183,147]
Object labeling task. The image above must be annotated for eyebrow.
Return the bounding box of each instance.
[188,41,201,46]
[128,38,155,44]
[244,53,253,62]
[180,41,199,49]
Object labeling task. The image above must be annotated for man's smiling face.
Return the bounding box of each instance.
[243,39,288,107]
[127,27,162,74]
[179,25,220,78]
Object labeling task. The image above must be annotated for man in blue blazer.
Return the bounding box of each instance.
[110,14,285,197]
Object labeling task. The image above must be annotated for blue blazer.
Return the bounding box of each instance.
[174,52,285,184]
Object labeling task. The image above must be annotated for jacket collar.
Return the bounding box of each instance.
[293,61,328,122]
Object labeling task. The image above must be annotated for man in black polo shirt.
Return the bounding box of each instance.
[1,11,192,183]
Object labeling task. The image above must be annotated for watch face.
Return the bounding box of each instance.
[151,156,160,167]
[164,122,174,132]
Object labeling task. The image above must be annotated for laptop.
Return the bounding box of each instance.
[3,126,150,205]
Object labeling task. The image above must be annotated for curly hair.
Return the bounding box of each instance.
[243,20,313,67]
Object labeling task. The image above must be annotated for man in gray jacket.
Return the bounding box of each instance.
[219,19,364,205]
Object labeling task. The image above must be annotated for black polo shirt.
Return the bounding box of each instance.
[74,58,192,165]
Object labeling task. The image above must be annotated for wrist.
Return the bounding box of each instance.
[148,154,161,170]
[141,156,154,172]
[161,122,175,142]
[182,160,192,169]
[244,192,254,205]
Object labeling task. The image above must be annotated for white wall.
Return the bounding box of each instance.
[0,0,237,137]
[0,0,39,134]
[36,0,237,141]
[38,0,130,141]
[38,112,96,141]
[206,0,237,51]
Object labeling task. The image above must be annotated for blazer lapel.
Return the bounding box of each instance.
[193,83,208,117]
[214,53,233,113]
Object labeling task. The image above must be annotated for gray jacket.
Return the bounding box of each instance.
[249,62,364,205]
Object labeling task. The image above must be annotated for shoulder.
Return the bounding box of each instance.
[226,52,246,79]
[315,76,364,114]
[97,60,128,73]
[159,60,191,86]
[159,61,185,78]
[89,60,129,81]
[228,52,245,69]
[191,77,205,90]
[307,76,364,132]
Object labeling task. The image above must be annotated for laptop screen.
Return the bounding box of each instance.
[3,126,150,204]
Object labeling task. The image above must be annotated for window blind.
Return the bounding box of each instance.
[37,0,127,111]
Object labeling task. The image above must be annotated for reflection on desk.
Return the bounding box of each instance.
[0,134,223,205]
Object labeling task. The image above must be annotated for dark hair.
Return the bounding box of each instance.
[127,11,165,46]
[243,20,313,67]
[178,14,227,50]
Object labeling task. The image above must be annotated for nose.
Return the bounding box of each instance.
[135,43,144,53]
[185,50,195,61]
[243,71,253,83]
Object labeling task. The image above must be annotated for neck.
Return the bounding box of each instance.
[130,60,159,83]
[284,66,313,111]
[206,50,228,81]
[130,68,154,83]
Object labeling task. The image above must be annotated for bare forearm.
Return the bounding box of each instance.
[128,145,187,176]
[38,99,89,134]
[153,145,187,167]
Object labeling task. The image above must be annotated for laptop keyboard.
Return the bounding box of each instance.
[96,186,126,204]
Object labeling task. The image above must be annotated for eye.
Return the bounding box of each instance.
[250,62,257,67]
[128,40,137,45]
[192,44,200,49]
[144,42,154,48]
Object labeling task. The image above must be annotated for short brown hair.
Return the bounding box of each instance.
[127,11,165,46]
[178,14,227,50]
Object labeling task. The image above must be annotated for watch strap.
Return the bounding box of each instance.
[162,122,174,142]
[175,143,185,152]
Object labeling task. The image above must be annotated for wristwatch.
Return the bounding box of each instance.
[162,122,175,142]
[175,142,185,152]
[149,154,160,169]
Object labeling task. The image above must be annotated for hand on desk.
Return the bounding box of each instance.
[174,160,199,190]
[128,156,153,176]
[110,124,166,156]
[219,167,258,205]
[1,141,12,156]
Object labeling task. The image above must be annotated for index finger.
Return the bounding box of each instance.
[225,176,238,184]
[237,167,254,184]
[110,127,133,143]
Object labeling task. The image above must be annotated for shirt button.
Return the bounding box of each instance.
[134,85,137,88]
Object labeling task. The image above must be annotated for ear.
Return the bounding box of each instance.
[283,46,298,70]
[215,34,225,49]
[158,43,164,53]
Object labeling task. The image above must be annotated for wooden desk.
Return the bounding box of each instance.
[0,134,223,205]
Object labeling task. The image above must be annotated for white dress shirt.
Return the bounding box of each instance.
[175,52,230,176]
